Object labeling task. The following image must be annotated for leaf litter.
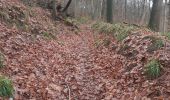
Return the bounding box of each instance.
[0,0,170,99]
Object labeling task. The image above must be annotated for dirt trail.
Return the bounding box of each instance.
[2,23,169,99]
[0,24,120,99]
[51,26,118,99]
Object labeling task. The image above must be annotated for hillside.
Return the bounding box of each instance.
[0,0,170,99]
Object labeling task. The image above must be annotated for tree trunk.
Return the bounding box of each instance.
[148,0,163,31]
[140,0,146,25]
[168,2,170,32]
[106,0,113,23]
[62,0,72,12]
[52,0,57,19]
[163,0,168,32]
[124,0,127,22]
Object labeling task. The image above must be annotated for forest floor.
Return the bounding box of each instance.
[1,0,170,100]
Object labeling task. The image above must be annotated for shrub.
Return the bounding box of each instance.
[0,76,14,98]
[92,22,115,33]
[145,59,161,79]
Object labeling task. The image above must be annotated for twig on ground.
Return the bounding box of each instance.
[66,83,71,100]
[62,81,71,100]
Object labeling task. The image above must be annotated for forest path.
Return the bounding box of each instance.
[1,23,123,99]
[2,22,169,99]
[49,25,121,99]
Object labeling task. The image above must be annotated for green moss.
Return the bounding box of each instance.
[76,17,90,24]
[92,22,135,42]
[145,59,161,79]
[0,76,14,98]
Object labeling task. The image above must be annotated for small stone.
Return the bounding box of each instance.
[63,88,68,93]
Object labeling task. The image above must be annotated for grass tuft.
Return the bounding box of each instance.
[0,76,14,98]
[145,59,161,79]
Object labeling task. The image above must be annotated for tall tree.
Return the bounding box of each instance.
[148,0,163,31]
[106,0,113,23]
